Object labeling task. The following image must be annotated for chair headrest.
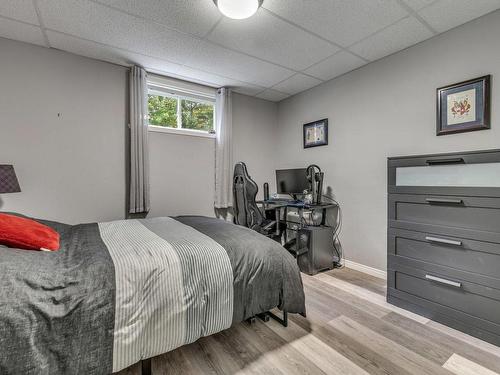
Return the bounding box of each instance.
[233,162,250,179]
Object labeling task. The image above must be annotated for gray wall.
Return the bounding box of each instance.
[4,9,499,272]
[148,132,216,218]
[148,93,278,218]
[0,38,128,224]
[233,93,278,200]
[0,37,278,223]
[276,10,500,271]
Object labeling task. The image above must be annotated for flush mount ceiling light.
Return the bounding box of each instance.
[213,0,264,20]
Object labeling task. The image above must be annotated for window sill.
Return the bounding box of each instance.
[148,125,216,139]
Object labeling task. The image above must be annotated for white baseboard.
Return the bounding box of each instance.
[343,259,387,280]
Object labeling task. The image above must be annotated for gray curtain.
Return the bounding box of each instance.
[129,66,150,214]
[214,88,233,209]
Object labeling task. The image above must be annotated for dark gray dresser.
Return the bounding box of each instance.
[387,149,500,346]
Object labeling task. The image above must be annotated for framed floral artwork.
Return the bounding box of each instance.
[303,119,328,148]
[436,75,490,136]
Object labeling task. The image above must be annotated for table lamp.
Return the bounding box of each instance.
[0,165,21,194]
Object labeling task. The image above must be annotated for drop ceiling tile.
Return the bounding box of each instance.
[0,18,45,46]
[156,70,264,95]
[418,0,500,33]
[264,0,408,47]
[401,0,437,11]
[151,69,219,88]
[304,51,366,81]
[169,65,232,87]
[187,39,295,88]
[47,30,184,72]
[208,9,338,70]
[272,74,322,95]
[0,0,39,25]
[256,89,290,102]
[48,30,265,95]
[94,0,221,37]
[349,16,433,61]
[173,65,263,92]
[231,85,267,97]
[38,0,198,65]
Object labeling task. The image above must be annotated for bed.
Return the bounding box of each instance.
[0,215,305,374]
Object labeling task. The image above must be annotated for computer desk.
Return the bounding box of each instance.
[257,199,339,274]
[256,199,338,236]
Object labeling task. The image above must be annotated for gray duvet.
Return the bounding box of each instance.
[0,215,305,374]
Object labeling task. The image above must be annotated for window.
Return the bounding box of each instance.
[147,82,216,137]
[148,93,178,128]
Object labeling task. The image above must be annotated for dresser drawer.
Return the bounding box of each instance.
[388,149,500,197]
[388,228,500,282]
[389,266,500,330]
[388,149,500,347]
[389,194,500,233]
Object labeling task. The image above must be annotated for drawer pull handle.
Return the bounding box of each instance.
[426,158,465,165]
[425,274,462,288]
[425,236,462,246]
[426,198,463,205]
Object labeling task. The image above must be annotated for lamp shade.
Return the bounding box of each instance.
[0,165,21,193]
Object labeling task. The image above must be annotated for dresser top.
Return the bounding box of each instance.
[388,148,500,161]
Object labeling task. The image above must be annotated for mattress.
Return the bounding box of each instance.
[0,215,305,374]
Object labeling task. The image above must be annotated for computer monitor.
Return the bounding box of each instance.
[276,168,310,195]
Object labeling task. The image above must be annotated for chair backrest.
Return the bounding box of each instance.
[233,162,264,229]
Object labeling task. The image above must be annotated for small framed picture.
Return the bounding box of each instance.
[436,75,490,136]
[303,119,328,148]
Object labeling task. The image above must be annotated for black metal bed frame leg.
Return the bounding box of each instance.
[257,312,270,322]
[141,358,152,375]
[266,310,288,327]
[247,311,288,327]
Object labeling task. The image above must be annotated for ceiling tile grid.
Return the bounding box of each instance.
[47,29,185,73]
[0,0,499,101]
[207,8,339,70]
[93,0,222,37]
[173,64,266,95]
[256,89,290,102]
[417,0,500,33]
[401,0,437,11]
[185,39,296,87]
[0,0,39,25]
[304,50,366,81]
[37,0,199,65]
[48,28,266,96]
[272,73,323,95]
[263,0,409,47]
[0,16,45,46]
[349,16,434,61]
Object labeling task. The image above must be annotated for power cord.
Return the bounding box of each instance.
[322,195,344,269]
[288,195,344,268]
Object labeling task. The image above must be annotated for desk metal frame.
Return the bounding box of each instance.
[258,200,337,255]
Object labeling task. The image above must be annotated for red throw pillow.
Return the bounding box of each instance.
[0,213,60,251]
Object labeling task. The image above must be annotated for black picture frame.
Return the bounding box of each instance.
[303,119,328,148]
[436,75,491,136]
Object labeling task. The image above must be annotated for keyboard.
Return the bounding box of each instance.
[266,199,305,205]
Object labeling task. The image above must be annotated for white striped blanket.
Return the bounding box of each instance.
[99,217,233,373]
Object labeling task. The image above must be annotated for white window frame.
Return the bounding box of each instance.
[147,78,216,139]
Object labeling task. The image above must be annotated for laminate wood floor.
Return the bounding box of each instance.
[117,268,500,375]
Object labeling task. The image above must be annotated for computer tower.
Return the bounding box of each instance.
[296,226,335,275]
